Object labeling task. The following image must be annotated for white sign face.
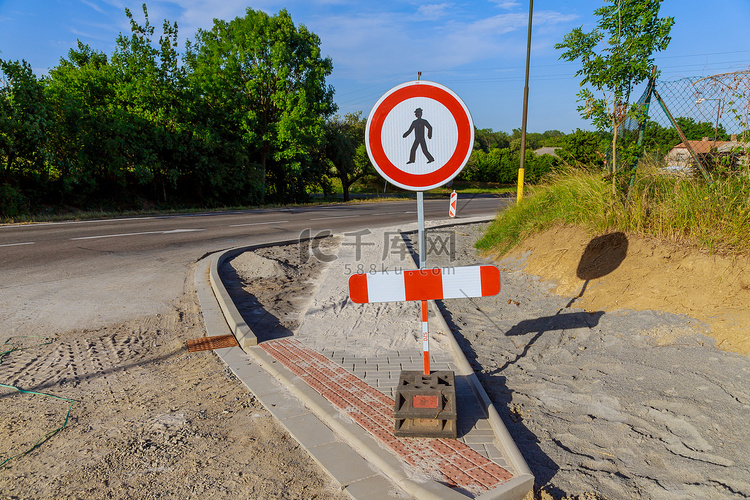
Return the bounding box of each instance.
[380,98,459,175]
[365,81,474,191]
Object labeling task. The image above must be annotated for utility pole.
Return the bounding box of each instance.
[517,0,534,203]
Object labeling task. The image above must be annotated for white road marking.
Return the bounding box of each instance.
[309,215,361,221]
[71,229,205,240]
[229,220,289,227]
[0,241,35,248]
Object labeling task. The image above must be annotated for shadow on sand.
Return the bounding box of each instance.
[437,231,630,492]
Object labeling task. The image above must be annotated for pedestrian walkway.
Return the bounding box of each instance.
[263,337,513,493]
[194,217,533,499]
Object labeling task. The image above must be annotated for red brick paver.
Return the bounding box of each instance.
[260,337,513,495]
[186,334,238,352]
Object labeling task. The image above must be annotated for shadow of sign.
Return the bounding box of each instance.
[434,232,629,489]
[489,311,605,375]
[499,231,628,371]
[570,231,629,306]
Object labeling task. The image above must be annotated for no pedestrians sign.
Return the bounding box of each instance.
[365,81,474,191]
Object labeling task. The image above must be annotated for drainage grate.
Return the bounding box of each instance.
[186,335,238,352]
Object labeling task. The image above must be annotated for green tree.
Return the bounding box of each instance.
[556,0,674,191]
[557,129,608,168]
[524,150,558,183]
[45,42,121,204]
[110,4,185,201]
[510,128,544,152]
[473,127,510,152]
[642,118,730,158]
[463,148,515,183]
[675,116,729,142]
[0,59,50,184]
[540,129,566,147]
[323,111,371,201]
[185,8,336,203]
[641,119,678,156]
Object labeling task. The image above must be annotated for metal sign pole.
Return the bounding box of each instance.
[417,191,426,270]
[417,191,428,374]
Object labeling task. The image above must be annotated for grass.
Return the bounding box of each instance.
[320,176,514,197]
[476,170,750,257]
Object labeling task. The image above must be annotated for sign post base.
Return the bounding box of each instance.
[394,370,457,438]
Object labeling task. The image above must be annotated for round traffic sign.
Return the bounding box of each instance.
[365,81,474,191]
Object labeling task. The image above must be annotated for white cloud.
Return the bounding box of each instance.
[417,3,453,21]
[491,1,521,9]
[314,6,578,86]
[80,0,106,14]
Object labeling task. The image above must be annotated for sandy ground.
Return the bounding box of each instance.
[503,225,750,356]
[2,221,748,500]
[423,223,750,499]
[0,264,347,500]
[225,223,750,499]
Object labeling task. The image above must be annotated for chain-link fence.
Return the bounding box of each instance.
[638,70,750,178]
[651,72,750,137]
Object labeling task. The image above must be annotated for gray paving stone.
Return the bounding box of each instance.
[260,389,311,421]
[344,474,410,500]
[377,363,402,371]
[462,431,498,444]
[487,443,511,463]
[281,412,337,449]
[308,441,381,486]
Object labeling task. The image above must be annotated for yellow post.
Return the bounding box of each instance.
[516,168,525,203]
[517,0,533,205]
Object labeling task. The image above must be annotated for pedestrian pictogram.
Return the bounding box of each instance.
[366,80,474,191]
[403,108,434,164]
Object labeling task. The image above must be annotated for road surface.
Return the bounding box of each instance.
[0,196,507,340]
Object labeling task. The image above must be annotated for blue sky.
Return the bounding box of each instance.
[1,0,749,133]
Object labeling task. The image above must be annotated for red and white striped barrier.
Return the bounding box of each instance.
[348,265,500,304]
[348,265,501,375]
[449,191,457,218]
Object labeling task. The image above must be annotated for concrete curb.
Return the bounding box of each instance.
[197,245,465,499]
[195,217,533,499]
[207,236,330,349]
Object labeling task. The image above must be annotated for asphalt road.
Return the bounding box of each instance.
[0,196,508,340]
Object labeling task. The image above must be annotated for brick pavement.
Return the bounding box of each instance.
[261,337,514,496]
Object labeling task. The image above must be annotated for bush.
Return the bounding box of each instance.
[0,184,28,218]
[461,148,558,184]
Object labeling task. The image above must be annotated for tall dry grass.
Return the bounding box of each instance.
[477,170,750,256]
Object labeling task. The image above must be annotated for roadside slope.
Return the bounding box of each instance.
[497,225,750,355]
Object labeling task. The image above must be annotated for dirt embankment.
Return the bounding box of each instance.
[500,225,750,355]
[437,223,749,499]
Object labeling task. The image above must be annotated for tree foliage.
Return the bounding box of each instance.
[556,0,674,187]
[184,8,336,203]
[322,112,372,201]
[0,4,336,216]
[557,129,609,168]
[641,118,731,157]
[461,147,557,184]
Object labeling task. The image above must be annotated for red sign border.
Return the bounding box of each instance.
[366,81,474,191]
